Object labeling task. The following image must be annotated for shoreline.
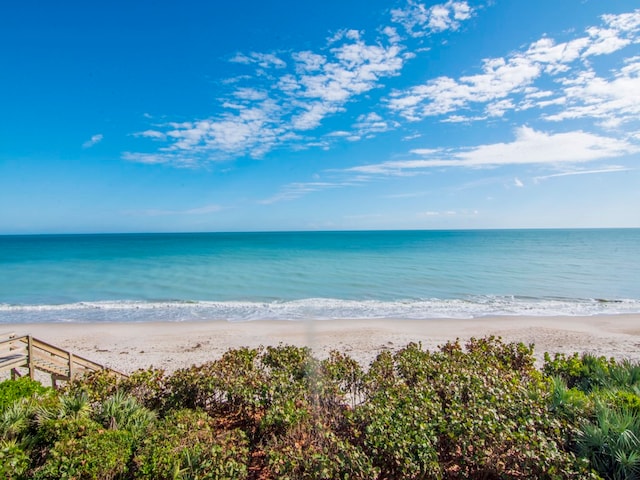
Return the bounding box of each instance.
[3,314,640,374]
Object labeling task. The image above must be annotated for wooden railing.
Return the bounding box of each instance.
[0,333,127,386]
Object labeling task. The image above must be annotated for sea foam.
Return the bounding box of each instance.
[1,296,639,323]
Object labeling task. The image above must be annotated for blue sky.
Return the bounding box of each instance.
[1,0,639,233]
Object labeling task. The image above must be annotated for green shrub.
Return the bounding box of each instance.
[30,391,154,479]
[577,404,640,480]
[610,390,640,416]
[549,375,593,425]
[267,423,376,480]
[96,391,156,438]
[63,369,122,402]
[33,428,133,480]
[1,399,38,442]
[0,378,49,412]
[165,347,265,427]
[0,439,30,480]
[5,339,634,479]
[34,392,93,435]
[133,409,249,479]
[119,368,168,411]
[355,383,442,478]
[65,368,169,413]
[353,340,594,479]
[544,353,622,392]
[319,350,365,409]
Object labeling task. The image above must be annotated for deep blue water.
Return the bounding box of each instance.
[1,229,639,322]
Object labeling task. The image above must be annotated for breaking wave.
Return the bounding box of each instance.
[2,295,639,323]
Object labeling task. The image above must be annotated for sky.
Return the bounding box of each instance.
[1,0,639,234]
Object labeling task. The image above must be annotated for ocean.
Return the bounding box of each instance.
[1,229,639,323]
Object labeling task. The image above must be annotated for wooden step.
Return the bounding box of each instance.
[0,353,28,373]
[33,359,68,377]
[1,335,127,385]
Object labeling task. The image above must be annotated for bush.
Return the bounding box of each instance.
[549,375,593,426]
[5,339,637,478]
[65,368,169,413]
[0,439,30,480]
[96,391,156,438]
[353,340,594,479]
[544,353,623,392]
[577,404,640,480]
[33,427,133,480]
[165,347,265,428]
[610,390,640,415]
[133,409,249,479]
[267,423,376,480]
[0,377,49,412]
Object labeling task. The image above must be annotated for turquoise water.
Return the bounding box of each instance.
[1,229,639,322]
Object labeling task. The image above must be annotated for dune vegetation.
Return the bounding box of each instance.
[1,336,639,479]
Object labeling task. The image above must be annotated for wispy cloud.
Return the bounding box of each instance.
[126,1,476,167]
[131,204,224,216]
[347,112,398,141]
[259,180,358,204]
[125,0,639,196]
[391,0,474,37]
[418,209,478,217]
[543,58,640,127]
[384,191,428,199]
[128,33,406,165]
[387,9,640,122]
[229,52,287,69]
[82,134,103,148]
[346,126,639,174]
[534,166,634,182]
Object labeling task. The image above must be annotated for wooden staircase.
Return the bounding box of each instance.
[0,333,127,386]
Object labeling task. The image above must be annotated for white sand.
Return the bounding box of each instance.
[5,314,639,374]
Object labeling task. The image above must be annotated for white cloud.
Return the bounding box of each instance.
[259,181,353,204]
[388,9,640,122]
[122,151,195,167]
[229,52,286,69]
[291,103,342,131]
[134,204,224,216]
[382,26,402,44]
[289,40,405,107]
[534,166,634,182]
[232,87,268,101]
[293,51,327,73]
[135,130,166,139]
[384,191,427,198]
[544,58,640,127]
[124,1,478,166]
[350,112,397,139]
[347,127,639,174]
[388,55,541,120]
[402,133,422,141]
[82,134,103,148]
[127,5,640,169]
[417,209,477,217]
[454,127,635,166]
[514,177,524,187]
[129,28,407,165]
[391,0,474,37]
[326,130,351,137]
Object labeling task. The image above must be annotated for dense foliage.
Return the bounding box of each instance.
[2,337,639,479]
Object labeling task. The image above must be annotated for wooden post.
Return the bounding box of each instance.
[68,352,74,380]
[27,335,34,380]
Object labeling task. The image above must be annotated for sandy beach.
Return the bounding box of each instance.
[4,314,639,374]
